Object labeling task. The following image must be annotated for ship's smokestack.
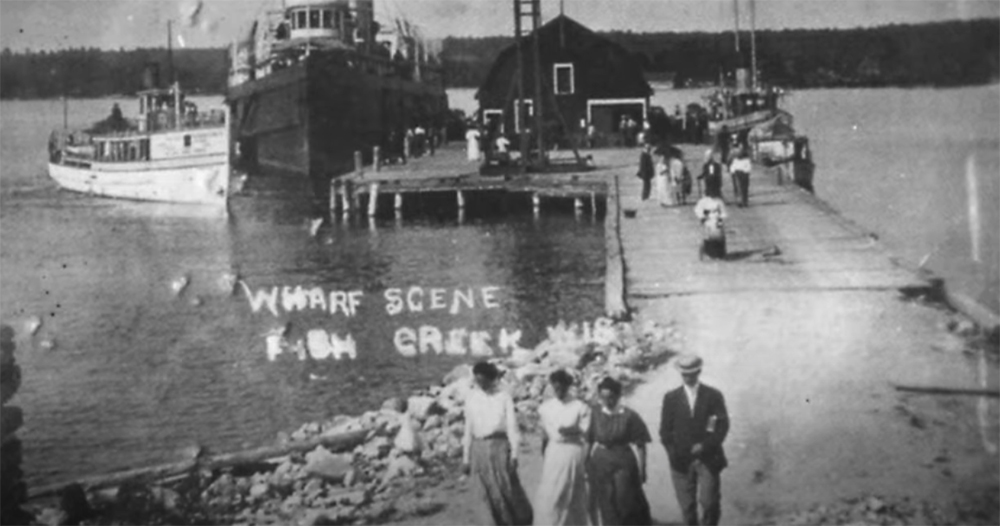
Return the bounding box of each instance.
[143,62,161,89]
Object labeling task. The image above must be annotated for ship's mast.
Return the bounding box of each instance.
[750,0,758,91]
[167,20,175,87]
[731,0,740,54]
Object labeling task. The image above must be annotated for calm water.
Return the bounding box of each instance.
[0,98,605,486]
[3,84,998,487]
[454,83,1000,311]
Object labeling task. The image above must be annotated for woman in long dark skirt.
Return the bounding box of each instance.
[462,361,533,525]
[587,377,652,526]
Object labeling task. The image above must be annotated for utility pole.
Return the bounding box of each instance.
[531,0,544,163]
[514,0,527,173]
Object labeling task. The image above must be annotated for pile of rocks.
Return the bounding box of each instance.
[30,317,680,525]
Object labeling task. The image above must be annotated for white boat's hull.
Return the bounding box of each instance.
[48,159,229,205]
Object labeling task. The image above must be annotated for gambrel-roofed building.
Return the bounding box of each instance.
[476,14,652,147]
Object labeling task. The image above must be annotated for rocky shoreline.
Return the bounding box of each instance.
[27,318,680,525]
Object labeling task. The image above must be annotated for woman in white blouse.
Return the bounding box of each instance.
[534,370,592,526]
[462,361,533,525]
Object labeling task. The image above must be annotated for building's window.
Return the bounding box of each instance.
[296,10,307,30]
[322,10,332,28]
[483,109,504,134]
[554,63,574,95]
[309,9,320,29]
[184,135,192,147]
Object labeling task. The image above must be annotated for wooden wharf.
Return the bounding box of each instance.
[328,144,619,219]
[328,141,931,313]
[607,144,934,315]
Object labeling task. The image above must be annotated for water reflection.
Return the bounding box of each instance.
[8,187,604,488]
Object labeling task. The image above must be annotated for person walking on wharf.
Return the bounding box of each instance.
[636,142,654,201]
[659,354,730,526]
[697,150,725,199]
[534,370,592,526]
[729,148,752,207]
[587,377,652,526]
[654,147,672,207]
[463,361,533,525]
[694,194,727,260]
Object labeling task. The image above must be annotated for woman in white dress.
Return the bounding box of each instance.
[466,126,482,162]
[534,370,592,526]
[654,149,673,207]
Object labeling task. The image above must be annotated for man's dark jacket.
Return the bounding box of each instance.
[637,151,654,181]
[659,384,730,472]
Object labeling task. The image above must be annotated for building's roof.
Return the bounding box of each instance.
[476,14,650,100]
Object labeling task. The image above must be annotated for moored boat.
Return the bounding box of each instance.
[226,0,449,195]
[47,84,230,205]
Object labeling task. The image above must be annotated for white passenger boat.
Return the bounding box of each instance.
[48,84,230,205]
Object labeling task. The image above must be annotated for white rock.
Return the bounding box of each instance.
[383,455,419,481]
[393,413,422,454]
[304,446,353,483]
[406,395,439,420]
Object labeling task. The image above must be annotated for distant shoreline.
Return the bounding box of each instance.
[1,18,996,99]
[3,81,998,103]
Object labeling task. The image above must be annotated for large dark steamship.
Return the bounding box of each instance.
[227,0,448,191]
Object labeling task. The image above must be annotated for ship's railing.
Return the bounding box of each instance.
[88,109,227,138]
[258,44,444,86]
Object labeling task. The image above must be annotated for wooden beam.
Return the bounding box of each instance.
[605,175,629,319]
[28,429,370,500]
[893,384,999,398]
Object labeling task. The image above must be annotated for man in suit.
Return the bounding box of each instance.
[659,354,730,526]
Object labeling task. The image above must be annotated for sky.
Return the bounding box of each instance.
[1,0,998,51]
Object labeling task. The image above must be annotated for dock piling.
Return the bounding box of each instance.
[368,183,379,217]
[329,179,340,216]
[373,146,381,172]
[341,179,352,217]
[532,193,541,217]
[457,190,466,210]
[590,192,597,217]
[354,151,363,178]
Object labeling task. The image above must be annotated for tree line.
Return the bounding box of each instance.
[0,47,226,99]
[441,18,999,89]
[1,18,996,99]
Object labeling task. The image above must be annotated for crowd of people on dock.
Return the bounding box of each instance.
[462,355,729,526]
[633,124,759,262]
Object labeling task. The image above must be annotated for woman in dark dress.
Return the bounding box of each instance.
[587,377,652,526]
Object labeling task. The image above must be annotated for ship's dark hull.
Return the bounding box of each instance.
[227,52,447,187]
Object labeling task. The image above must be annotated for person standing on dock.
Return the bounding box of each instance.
[730,148,752,208]
[495,134,512,164]
[694,193,727,260]
[716,126,731,163]
[669,152,688,205]
[533,370,591,526]
[463,361,533,526]
[636,143,654,201]
[654,146,673,207]
[698,150,724,200]
[659,354,730,525]
[467,125,482,162]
